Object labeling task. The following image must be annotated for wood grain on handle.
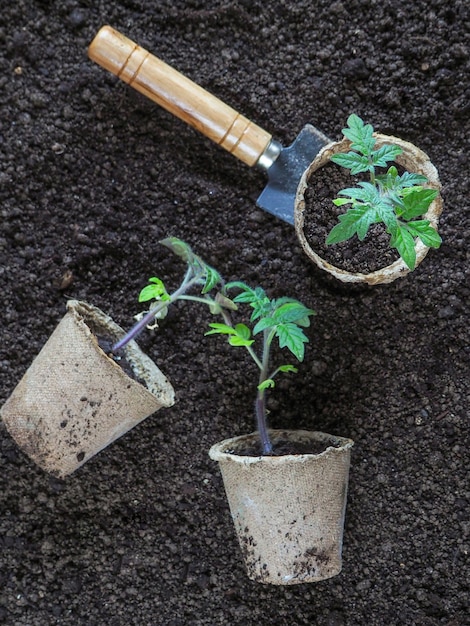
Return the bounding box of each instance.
[88,26,273,167]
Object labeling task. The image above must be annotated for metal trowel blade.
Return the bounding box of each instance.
[256,125,331,225]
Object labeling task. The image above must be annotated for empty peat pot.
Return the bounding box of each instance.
[294,134,443,285]
[209,429,354,585]
[1,300,175,478]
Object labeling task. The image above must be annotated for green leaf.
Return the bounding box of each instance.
[389,224,417,270]
[371,144,403,168]
[228,283,272,322]
[341,114,376,155]
[278,364,298,373]
[252,301,315,335]
[400,188,438,220]
[374,200,398,232]
[330,152,371,174]
[332,198,352,207]
[228,335,255,347]
[275,323,309,362]
[205,323,254,347]
[405,220,442,248]
[202,265,223,293]
[272,302,316,326]
[233,324,251,340]
[205,322,237,336]
[258,379,275,391]
[138,278,170,303]
[160,237,195,263]
[253,316,276,335]
[226,282,260,302]
[396,171,429,188]
[337,182,381,203]
[326,205,379,244]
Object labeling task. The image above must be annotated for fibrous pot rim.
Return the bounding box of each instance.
[294,133,443,285]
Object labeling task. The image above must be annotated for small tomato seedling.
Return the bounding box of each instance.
[114,238,316,456]
[206,282,316,455]
[326,114,441,270]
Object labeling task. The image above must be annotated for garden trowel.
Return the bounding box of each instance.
[88,26,331,225]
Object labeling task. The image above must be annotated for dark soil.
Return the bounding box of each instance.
[234,439,333,457]
[0,1,468,625]
[230,435,340,457]
[302,162,401,273]
[96,335,142,383]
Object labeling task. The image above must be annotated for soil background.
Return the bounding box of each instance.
[0,1,468,625]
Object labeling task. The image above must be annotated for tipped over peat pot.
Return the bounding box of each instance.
[1,300,175,478]
[209,429,354,585]
[294,134,443,285]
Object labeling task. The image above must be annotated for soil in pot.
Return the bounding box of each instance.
[231,433,341,457]
[302,161,401,274]
[97,335,146,386]
[296,134,443,284]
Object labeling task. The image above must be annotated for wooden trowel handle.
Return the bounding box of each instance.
[88,26,274,168]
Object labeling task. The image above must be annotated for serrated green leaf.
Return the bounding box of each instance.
[396,171,429,188]
[272,302,316,325]
[389,224,417,270]
[371,144,403,168]
[400,188,438,220]
[338,182,381,203]
[253,316,276,335]
[275,323,309,362]
[342,114,376,155]
[226,282,260,302]
[227,283,271,320]
[326,205,378,244]
[374,200,398,232]
[278,365,298,373]
[405,220,442,248]
[331,152,371,174]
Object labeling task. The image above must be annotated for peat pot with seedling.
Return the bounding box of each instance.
[0,301,175,479]
[117,238,354,586]
[295,114,443,284]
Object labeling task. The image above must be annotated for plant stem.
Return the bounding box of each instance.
[112,268,198,352]
[255,389,272,455]
[255,328,275,455]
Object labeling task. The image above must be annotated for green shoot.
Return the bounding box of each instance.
[206,282,315,455]
[112,237,234,352]
[326,114,441,270]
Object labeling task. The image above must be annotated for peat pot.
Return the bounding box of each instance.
[209,429,354,585]
[1,300,175,478]
[295,134,443,285]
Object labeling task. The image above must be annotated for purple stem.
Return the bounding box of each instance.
[256,391,272,455]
